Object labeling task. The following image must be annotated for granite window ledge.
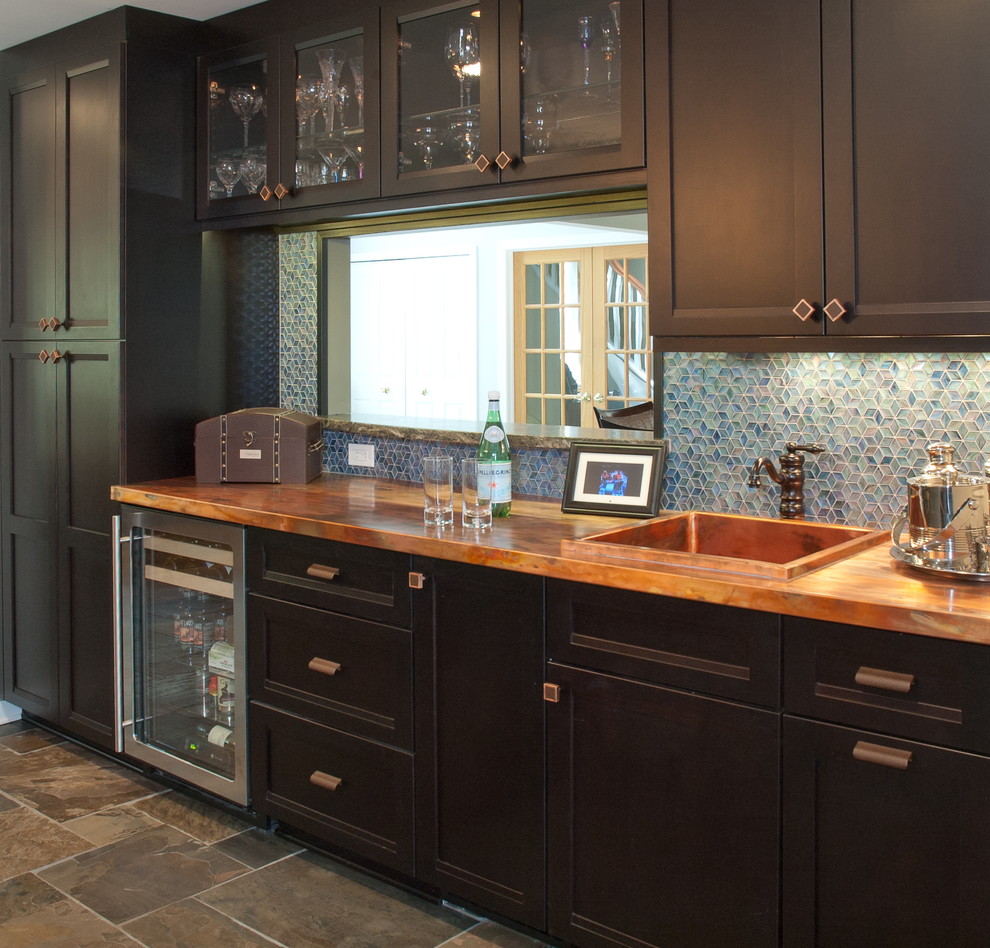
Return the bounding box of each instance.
[320,413,665,451]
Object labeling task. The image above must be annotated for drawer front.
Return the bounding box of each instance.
[547,580,780,707]
[247,528,412,626]
[251,703,414,875]
[783,617,990,753]
[249,594,413,748]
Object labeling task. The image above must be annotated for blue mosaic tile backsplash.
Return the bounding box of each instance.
[279,235,990,526]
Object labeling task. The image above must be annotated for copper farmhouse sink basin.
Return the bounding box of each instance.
[562,511,889,580]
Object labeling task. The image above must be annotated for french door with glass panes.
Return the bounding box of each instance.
[514,245,649,427]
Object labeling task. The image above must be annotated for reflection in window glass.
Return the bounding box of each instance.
[525,264,543,305]
[544,262,561,304]
[545,308,561,348]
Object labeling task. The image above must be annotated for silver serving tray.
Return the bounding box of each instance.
[890,545,990,582]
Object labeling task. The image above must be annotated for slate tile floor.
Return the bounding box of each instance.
[0,721,550,948]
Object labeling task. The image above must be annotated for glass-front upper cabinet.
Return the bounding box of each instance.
[197,11,379,220]
[381,0,644,197]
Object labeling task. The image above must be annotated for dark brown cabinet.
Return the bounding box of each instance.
[412,557,546,930]
[650,0,990,347]
[1,50,120,340]
[197,9,380,220]
[0,9,223,748]
[248,528,416,874]
[782,616,990,946]
[380,0,645,197]
[545,580,781,948]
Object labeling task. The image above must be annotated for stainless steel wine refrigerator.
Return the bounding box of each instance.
[114,507,248,805]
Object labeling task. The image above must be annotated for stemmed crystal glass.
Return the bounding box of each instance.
[295,76,323,137]
[228,84,263,147]
[349,57,365,128]
[445,25,480,108]
[609,0,621,35]
[448,115,480,164]
[239,154,266,193]
[315,141,348,182]
[215,158,241,197]
[316,48,347,133]
[414,126,441,170]
[577,17,595,90]
[600,17,617,96]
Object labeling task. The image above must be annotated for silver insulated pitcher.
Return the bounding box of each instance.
[891,442,990,574]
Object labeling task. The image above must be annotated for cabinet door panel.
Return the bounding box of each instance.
[823,0,990,336]
[547,664,779,948]
[414,557,546,930]
[649,0,823,337]
[59,343,119,747]
[2,69,57,338]
[783,716,990,947]
[61,51,119,335]
[0,344,58,716]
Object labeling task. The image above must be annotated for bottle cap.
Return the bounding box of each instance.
[488,390,500,400]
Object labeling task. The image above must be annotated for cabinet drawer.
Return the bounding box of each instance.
[783,617,990,753]
[547,580,780,707]
[250,703,414,875]
[247,528,412,626]
[249,594,412,748]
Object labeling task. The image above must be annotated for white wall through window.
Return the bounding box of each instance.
[339,210,648,424]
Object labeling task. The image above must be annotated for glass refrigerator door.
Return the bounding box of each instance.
[124,516,247,805]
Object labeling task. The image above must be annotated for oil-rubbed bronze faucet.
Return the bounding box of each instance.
[747,442,826,519]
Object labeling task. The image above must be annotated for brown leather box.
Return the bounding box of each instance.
[195,408,323,484]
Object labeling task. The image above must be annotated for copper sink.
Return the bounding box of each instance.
[562,511,890,580]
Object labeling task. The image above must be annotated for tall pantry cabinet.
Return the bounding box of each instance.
[0,9,224,748]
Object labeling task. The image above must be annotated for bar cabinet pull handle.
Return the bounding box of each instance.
[824,298,848,322]
[853,740,913,770]
[855,666,915,693]
[310,770,342,791]
[308,657,341,677]
[306,564,340,582]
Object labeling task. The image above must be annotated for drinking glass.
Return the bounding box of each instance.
[423,456,454,526]
[239,154,266,193]
[414,126,441,170]
[577,16,594,89]
[600,17,617,94]
[609,0,621,35]
[317,47,347,129]
[215,158,241,197]
[295,76,323,136]
[461,458,492,528]
[315,141,348,182]
[349,56,365,127]
[228,84,263,147]
[445,24,480,108]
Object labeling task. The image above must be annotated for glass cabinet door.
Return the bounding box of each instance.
[501,0,644,181]
[382,0,643,197]
[382,0,501,196]
[277,12,380,209]
[198,39,276,219]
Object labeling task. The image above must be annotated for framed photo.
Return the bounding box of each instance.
[561,440,667,518]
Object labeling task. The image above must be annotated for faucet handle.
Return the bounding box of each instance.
[785,442,826,456]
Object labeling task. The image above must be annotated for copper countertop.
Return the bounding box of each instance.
[111,475,990,645]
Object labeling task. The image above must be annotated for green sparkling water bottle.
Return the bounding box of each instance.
[478,390,511,517]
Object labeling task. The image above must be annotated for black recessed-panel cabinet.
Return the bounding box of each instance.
[650,0,990,346]
[0,10,223,748]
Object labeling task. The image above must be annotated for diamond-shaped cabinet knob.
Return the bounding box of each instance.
[792,298,816,322]
[824,298,848,322]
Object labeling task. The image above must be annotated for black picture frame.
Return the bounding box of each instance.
[561,440,667,518]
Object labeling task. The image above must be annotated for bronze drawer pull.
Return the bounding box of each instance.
[853,740,913,770]
[306,564,341,582]
[308,657,341,676]
[309,770,342,791]
[855,666,915,693]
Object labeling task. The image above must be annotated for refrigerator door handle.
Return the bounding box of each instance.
[112,514,131,753]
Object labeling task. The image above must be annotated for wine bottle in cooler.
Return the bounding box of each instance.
[477,390,511,517]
